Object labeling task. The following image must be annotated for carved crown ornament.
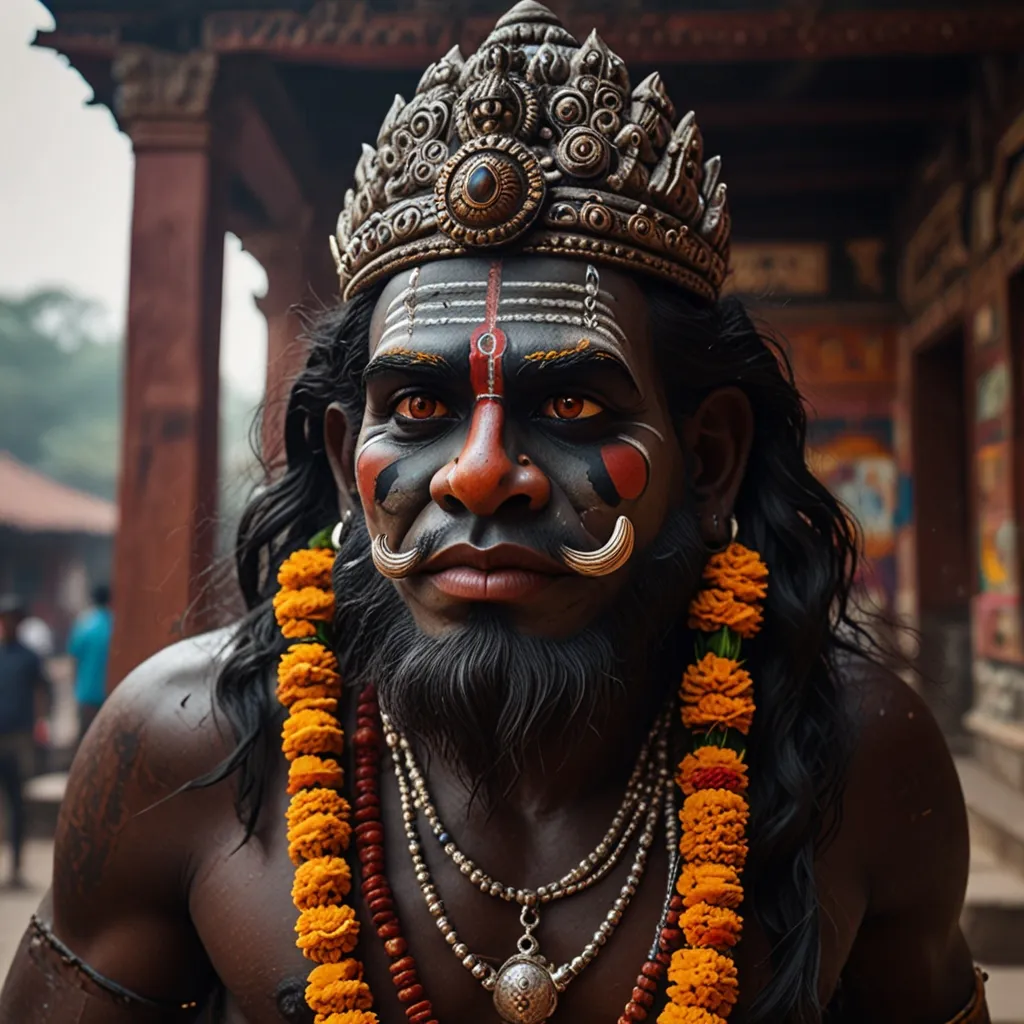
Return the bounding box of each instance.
[332,0,731,302]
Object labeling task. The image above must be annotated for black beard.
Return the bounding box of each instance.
[331,509,706,795]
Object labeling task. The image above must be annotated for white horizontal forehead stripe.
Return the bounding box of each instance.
[383,279,617,319]
[378,311,628,348]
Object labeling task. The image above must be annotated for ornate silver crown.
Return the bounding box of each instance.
[332,0,731,302]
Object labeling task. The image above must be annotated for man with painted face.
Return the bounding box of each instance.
[0,3,990,1023]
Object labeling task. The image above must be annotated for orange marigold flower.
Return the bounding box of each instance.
[681,694,755,736]
[287,755,345,795]
[679,790,749,868]
[681,655,753,702]
[281,619,318,640]
[688,588,764,638]
[680,902,743,950]
[278,644,342,707]
[296,905,360,963]
[292,697,339,715]
[274,587,335,628]
[293,856,353,911]
[677,746,748,796]
[278,548,336,592]
[287,812,353,866]
[314,1013,379,1024]
[305,960,373,1013]
[287,789,351,831]
[665,947,739,1015]
[282,709,345,762]
[676,862,744,909]
[657,1004,727,1024]
[702,543,768,604]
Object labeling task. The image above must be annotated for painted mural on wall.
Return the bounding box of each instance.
[971,298,1024,664]
[807,419,896,612]
[787,325,893,385]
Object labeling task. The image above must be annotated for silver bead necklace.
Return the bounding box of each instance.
[382,711,671,1024]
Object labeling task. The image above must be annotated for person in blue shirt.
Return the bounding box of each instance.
[0,595,51,888]
[67,584,112,743]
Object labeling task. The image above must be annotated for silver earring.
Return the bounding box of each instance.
[706,512,739,553]
[330,510,354,551]
[559,516,635,577]
[371,534,421,579]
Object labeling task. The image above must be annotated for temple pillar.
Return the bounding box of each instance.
[108,47,224,686]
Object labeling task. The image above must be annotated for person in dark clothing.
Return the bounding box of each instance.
[0,595,52,888]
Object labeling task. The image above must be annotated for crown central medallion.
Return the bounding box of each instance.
[434,134,546,247]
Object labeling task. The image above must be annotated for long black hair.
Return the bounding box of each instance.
[199,278,871,1024]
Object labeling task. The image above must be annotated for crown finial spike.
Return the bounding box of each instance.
[495,0,562,28]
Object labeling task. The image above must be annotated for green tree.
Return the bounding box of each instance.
[0,289,122,498]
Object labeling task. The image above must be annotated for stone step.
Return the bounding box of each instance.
[963,839,1024,966]
[957,759,1024,967]
[958,757,1024,877]
[981,965,1024,1024]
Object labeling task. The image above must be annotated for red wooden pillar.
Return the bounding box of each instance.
[108,47,224,686]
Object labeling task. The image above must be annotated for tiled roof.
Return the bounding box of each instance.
[0,452,116,535]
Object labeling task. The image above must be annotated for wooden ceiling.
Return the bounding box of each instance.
[37,1,1024,244]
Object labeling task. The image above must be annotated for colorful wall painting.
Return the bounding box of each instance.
[974,592,1024,663]
[977,441,1017,595]
[786,326,893,386]
[807,419,896,610]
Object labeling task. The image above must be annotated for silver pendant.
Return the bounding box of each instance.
[491,904,560,1024]
[492,954,559,1024]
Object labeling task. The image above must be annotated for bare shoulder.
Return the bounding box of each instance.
[840,664,969,917]
[53,629,243,930]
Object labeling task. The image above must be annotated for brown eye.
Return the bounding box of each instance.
[395,395,449,420]
[542,396,604,420]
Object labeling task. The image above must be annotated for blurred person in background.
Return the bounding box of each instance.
[0,595,52,889]
[67,584,111,743]
[16,610,54,661]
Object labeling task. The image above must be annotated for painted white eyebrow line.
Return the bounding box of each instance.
[383,296,622,326]
[383,279,617,318]
[378,311,629,348]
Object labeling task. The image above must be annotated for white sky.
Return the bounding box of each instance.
[0,0,268,398]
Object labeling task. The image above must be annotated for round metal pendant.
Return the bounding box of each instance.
[492,955,559,1024]
[433,134,545,248]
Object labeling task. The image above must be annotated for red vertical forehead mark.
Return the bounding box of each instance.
[600,439,650,502]
[468,260,506,400]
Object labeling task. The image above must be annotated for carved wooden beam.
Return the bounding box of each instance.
[199,6,1024,67]
[697,97,961,130]
[38,6,1024,69]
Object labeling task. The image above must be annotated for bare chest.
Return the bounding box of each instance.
[188,767,864,1024]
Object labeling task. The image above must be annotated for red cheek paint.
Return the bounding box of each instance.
[356,443,398,509]
[600,441,649,502]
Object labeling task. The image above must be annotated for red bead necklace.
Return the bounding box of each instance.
[351,685,685,1024]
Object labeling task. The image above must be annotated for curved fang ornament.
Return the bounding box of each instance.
[371,533,422,579]
[559,516,635,577]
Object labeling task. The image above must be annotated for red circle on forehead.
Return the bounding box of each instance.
[600,442,649,502]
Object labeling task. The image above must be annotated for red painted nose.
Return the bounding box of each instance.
[430,401,551,516]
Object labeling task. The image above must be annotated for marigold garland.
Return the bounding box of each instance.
[274,532,766,1024]
[659,540,767,1024]
[276,545,380,1023]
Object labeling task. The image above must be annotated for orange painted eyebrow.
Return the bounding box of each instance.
[379,348,450,367]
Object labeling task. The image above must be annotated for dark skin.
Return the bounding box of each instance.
[0,256,985,1023]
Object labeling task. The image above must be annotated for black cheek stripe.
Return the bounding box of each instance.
[580,447,621,507]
